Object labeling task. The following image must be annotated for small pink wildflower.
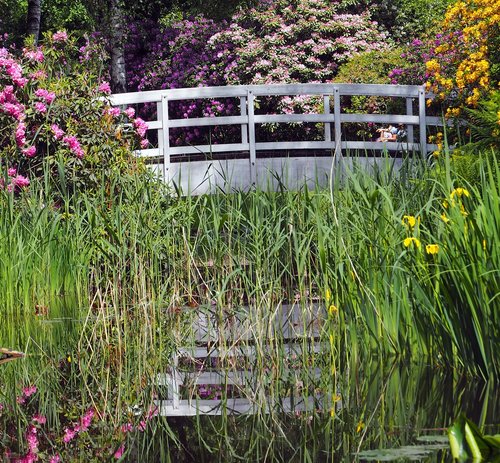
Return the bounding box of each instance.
[22,146,36,158]
[140,138,149,149]
[137,420,147,432]
[124,107,135,118]
[23,386,37,397]
[79,408,94,432]
[26,424,39,452]
[16,395,26,405]
[62,427,76,443]
[98,81,111,94]
[51,124,64,140]
[49,455,61,463]
[32,414,46,425]
[34,102,46,113]
[120,423,133,433]
[114,444,125,459]
[8,168,17,177]
[52,31,68,42]
[20,451,38,463]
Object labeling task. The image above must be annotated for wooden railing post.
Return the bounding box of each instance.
[333,87,342,159]
[240,96,248,146]
[323,95,331,144]
[406,97,414,144]
[247,90,256,186]
[161,94,171,181]
[418,86,427,157]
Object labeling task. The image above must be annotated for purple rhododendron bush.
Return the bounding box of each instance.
[125,0,391,144]
[0,31,146,195]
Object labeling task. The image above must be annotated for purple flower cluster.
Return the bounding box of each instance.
[125,0,390,145]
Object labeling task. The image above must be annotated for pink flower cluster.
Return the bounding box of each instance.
[23,47,44,63]
[98,81,111,94]
[52,31,68,43]
[34,88,56,104]
[63,408,95,443]
[0,48,28,87]
[62,135,84,158]
[16,386,37,406]
[51,124,64,140]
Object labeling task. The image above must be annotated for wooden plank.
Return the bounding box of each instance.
[253,114,334,124]
[254,141,334,151]
[169,143,249,156]
[406,98,414,144]
[340,114,419,124]
[169,115,248,128]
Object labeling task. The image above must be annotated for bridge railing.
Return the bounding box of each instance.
[111,83,440,194]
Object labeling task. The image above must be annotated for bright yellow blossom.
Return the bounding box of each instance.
[402,215,418,228]
[404,237,421,248]
[426,244,439,255]
[450,188,470,199]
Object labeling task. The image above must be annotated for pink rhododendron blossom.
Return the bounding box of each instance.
[133,118,148,137]
[22,146,36,157]
[124,107,135,118]
[98,81,111,94]
[23,48,44,62]
[30,69,47,80]
[63,135,84,158]
[3,102,25,120]
[34,102,47,113]
[15,123,26,146]
[105,106,121,117]
[62,427,76,443]
[51,124,64,140]
[140,138,149,149]
[8,168,17,177]
[34,89,55,104]
[52,31,68,42]
[114,444,125,459]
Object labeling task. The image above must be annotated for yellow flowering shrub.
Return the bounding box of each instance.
[426,0,500,111]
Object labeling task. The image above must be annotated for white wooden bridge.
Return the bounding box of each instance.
[111,83,441,194]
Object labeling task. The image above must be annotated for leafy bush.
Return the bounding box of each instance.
[0,31,145,195]
[125,0,391,144]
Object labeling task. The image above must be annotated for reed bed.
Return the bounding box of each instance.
[0,151,498,461]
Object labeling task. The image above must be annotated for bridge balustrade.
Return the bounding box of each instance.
[111,84,441,194]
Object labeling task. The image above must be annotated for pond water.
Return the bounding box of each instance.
[155,361,499,462]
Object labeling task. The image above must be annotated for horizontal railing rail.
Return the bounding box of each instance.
[110,83,440,194]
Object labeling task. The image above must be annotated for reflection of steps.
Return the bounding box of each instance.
[156,304,335,416]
